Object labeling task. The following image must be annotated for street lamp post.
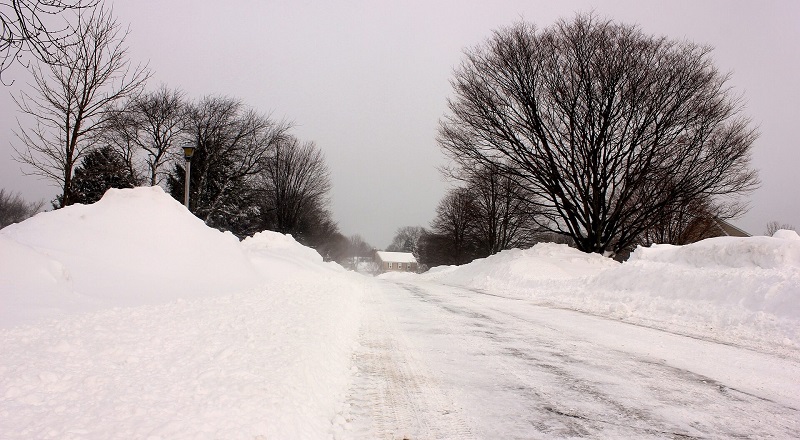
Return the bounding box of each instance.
[182,144,196,208]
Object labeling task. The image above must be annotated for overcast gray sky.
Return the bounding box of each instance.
[1,0,798,248]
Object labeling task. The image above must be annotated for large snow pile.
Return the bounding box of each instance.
[591,232,800,352]
[416,235,800,357]
[419,243,618,288]
[0,186,262,326]
[0,187,365,438]
[242,230,344,281]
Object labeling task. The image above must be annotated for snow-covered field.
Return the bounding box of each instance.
[2,187,799,438]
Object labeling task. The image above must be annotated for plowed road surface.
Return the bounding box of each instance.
[342,279,800,439]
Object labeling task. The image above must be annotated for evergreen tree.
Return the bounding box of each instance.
[67,146,138,205]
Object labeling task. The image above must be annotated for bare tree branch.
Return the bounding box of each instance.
[1,0,99,83]
[101,85,186,185]
[12,6,150,206]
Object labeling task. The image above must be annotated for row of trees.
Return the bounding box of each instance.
[0,6,770,264]
[0,189,44,228]
[8,3,342,252]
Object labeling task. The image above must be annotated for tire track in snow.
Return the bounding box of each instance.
[450,283,800,363]
[393,280,800,439]
[341,283,476,440]
[397,282,657,438]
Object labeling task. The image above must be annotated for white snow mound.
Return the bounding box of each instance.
[773,229,800,241]
[241,230,344,279]
[0,186,367,438]
[594,234,800,321]
[0,186,261,327]
[421,242,618,289]
[414,236,800,354]
[627,234,800,269]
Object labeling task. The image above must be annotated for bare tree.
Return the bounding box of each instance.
[765,221,795,237]
[439,15,759,256]
[102,85,186,186]
[12,7,149,207]
[170,95,290,228]
[428,187,477,265]
[425,164,540,266]
[464,163,539,256]
[386,226,426,256]
[0,188,44,228]
[0,0,98,82]
[258,135,332,238]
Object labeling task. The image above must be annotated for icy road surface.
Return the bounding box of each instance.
[342,279,800,439]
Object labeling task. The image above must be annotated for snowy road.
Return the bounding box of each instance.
[4,188,800,439]
[343,278,800,439]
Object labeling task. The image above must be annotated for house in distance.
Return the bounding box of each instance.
[375,251,419,273]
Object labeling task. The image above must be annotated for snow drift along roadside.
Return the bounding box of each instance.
[415,237,800,356]
[591,231,800,352]
[0,186,262,327]
[0,186,367,439]
[0,274,367,439]
[242,230,345,281]
[417,243,618,287]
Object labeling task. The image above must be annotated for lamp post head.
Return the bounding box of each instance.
[183,145,196,160]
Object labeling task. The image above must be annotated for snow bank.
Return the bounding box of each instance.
[590,232,800,351]
[420,243,618,289]
[242,230,344,281]
[417,236,800,357]
[626,232,800,269]
[0,186,261,327]
[0,186,366,438]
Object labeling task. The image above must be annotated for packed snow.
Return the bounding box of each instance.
[1,186,798,438]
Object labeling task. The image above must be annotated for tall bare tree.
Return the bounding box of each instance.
[13,7,149,207]
[258,135,332,238]
[427,187,477,265]
[102,85,186,186]
[439,15,759,256]
[0,0,98,81]
[465,164,539,255]
[172,95,290,230]
[424,164,540,266]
